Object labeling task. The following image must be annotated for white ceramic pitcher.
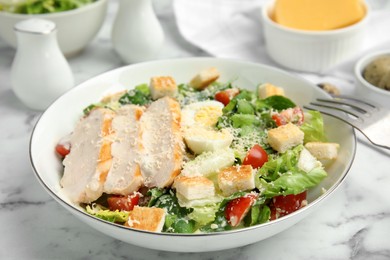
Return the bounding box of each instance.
[111,0,165,64]
[11,19,74,111]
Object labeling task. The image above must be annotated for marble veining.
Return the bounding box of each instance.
[1,0,390,259]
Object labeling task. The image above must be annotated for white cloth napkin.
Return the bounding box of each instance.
[173,0,390,95]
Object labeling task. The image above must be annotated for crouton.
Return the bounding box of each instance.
[267,123,304,153]
[218,165,255,196]
[189,67,220,90]
[258,83,285,99]
[305,142,339,160]
[173,176,215,200]
[149,76,177,100]
[126,206,166,232]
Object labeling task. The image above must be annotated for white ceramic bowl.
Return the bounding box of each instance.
[30,58,356,252]
[354,50,390,107]
[261,2,368,73]
[0,0,107,57]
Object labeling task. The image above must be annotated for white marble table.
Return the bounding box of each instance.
[1,1,390,259]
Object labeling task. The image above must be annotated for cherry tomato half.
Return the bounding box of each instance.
[272,107,304,126]
[243,144,268,169]
[215,88,240,106]
[225,193,258,227]
[270,191,307,220]
[55,143,70,158]
[215,91,230,106]
[107,193,140,211]
[271,114,287,127]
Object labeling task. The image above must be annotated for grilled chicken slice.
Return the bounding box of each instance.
[104,105,144,195]
[61,108,115,204]
[140,97,184,188]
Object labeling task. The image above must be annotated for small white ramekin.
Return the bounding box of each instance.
[261,2,369,73]
[354,50,390,107]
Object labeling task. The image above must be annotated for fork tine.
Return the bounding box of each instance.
[303,105,363,128]
[306,95,389,150]
[330,94,379,109]
[317,97,378,114]
[309,101,363,120]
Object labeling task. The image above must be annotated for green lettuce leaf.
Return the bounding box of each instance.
[300,110,327,143]
[164,214,196,233]
[244,205,260,226]
[188,205,219,226]
[257,205,271,224]
[236,99,255,114]
[147,187,166,207]
[234,89,257,102]
[257,145,304,182]
[85,204,129,223]
[230,114,261,128]
[0,0,95,14]
[153,190,195,233]
[244,204,271,226]
[154,190,192,217]
[119,83,151,106]
[256,145,327,197]
[258,167,327,197]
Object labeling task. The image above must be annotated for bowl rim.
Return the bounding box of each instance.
[261,1,369,36]
[29,57,357,237]
[354,49,390,96]
[0,0,107,18]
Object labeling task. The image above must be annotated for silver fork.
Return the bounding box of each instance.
[304,95,390,150]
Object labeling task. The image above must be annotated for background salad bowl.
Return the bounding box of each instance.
[0,0,107,56]
[30,58,356,252]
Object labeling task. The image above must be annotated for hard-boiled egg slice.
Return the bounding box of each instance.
[181,100,224,129]
[181,148,236,177]
[184,127,233,154]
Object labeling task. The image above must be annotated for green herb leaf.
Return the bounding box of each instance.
[263,96,296,110]
[147,188,167,207]
[230,114,260,128]
[119,85,151,106]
